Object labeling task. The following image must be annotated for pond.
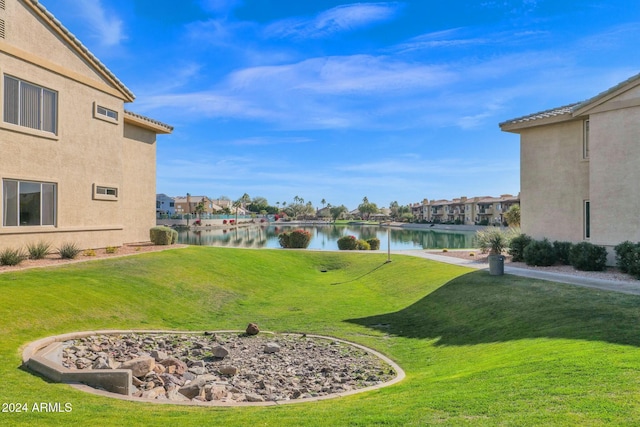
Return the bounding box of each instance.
[177,224,477,250]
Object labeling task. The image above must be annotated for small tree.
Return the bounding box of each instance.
[476,228,511,255]
[504,204,521,227]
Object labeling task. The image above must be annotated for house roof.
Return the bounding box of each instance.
[500,72,640,132]
[26,1,135,102]
[124,110,173,134]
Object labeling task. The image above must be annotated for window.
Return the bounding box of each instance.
[583,120,590,159]
[94,103,118,122]
[584,200,590,239]
[93,184,118,201]
[2,179,56,227]
[3,76,58,134]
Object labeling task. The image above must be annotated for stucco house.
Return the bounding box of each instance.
[500,73,640,258]
[0,0,172,251]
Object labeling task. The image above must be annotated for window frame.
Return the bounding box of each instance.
[93,102,119,124]
[583,119,590,159]
[93,183,119,201]
[584,200,591,239]
[3,75,58,134]
[2,179,57,227]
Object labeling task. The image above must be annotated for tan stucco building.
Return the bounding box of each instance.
[500,73,640,258]
[0,0,172,251]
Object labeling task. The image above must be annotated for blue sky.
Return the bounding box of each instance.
[41,0,640,209]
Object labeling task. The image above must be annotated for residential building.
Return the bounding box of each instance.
[174,196,222,215]
[409,194,520,225]
[0,0,172,250]
[156,194,175,216]
[500,72,640,258]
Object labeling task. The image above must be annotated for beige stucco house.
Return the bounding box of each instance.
[0,0,172,251]
[500,73,640,258]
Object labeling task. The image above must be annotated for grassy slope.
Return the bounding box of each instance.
[0,247,639,426]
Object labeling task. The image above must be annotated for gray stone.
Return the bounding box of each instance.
[150,350,168,362]
[188,366,207,375]
[245,393,265,402]
[212,345,229,358]
[159,357,187,375]
[264,342,281,354]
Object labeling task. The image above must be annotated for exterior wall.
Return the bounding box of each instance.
[519,120,589,241]
[589,104,640,247]
[0,1,165,251]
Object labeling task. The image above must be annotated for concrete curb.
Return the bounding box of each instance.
[22,330,405,406]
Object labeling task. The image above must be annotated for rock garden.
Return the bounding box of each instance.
[60,326,398,404]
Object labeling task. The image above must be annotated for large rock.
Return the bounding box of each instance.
[159,357,187,375]
[212,345,229,358]
[178,374,217,399]
[246,323,260,335]
[150,350,168,362]
[219,365,239,376]
[119,356,155,377]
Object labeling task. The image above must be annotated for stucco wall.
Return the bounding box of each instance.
[589,105,640,247]
[0,0,160,251]
[519,120,589,242]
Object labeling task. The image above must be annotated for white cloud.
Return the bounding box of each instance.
[74,1,126,47]
[265,2,403,39]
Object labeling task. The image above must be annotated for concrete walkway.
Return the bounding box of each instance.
[399,250,640,296]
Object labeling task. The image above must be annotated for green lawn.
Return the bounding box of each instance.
[1,246,639,426]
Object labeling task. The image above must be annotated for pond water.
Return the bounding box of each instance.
[177,224,476,250]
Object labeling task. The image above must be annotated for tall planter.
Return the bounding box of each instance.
[488,254,505,276]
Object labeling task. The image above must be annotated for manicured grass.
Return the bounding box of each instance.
[1,246,640,425]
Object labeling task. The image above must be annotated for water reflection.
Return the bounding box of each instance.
[177,224,476,250]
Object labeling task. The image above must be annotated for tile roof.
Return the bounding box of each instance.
[124,110,173,133]
[499,103,580,127]
[30,1,135,101]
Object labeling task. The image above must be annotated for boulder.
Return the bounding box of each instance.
[159,357,187,375]
[212,345,229,358]
[119,356,155,378]
[150,350,169,362]
[246,323,260,335]
[219,365,239,376]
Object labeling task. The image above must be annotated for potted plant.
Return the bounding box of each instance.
[476,228,510,275]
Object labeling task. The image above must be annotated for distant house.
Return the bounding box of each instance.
[156,194,175,216]
[408,194,519,225]
[0,0,172,250]
[500,73,640,258]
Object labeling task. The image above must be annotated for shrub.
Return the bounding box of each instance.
[367,238,381,250]
[223,219,228,225]
[476,228,511,254]
[553,241,573,265]
[105,246,118,254]
[83,249,96,257]
[614,241,637,273]
[278,229,312,249]
[26,241,51,260]
[58,242,81,259]
[149,226,177,245]
[0,248,27,266]
[337,235,358,250]
[356,239,371,250]
[569,242,607,271]
[523,238,556,266]
[508,233,532,262]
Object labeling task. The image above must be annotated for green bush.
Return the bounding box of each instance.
[26,241,51,260]
[569,242,607,271]
[553,241,573,265]
[278,229,312,249]
[614,241,637,273]
[337,235,358,250]
[0,247,27,266]
[58,242,81,259]
[523,238,557,266]
[476,228,511,254]
[150,226,177,245]
[356,239,370,250]
[367,238,381,250]
[508,233,532,262]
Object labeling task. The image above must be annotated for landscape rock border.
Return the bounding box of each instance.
[22,330,405,407]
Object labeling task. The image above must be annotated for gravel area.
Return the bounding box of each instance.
[61,332,398,404]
